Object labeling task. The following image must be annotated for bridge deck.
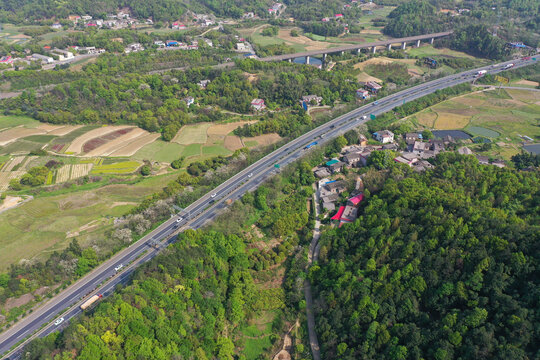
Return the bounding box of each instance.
[261,31,453,61]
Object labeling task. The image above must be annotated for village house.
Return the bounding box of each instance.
[314,168,331,179]
[491,159,506,168]
[358,134,368,146]
[51,48,74,61]
[343,152,362,167]
[243,12,255,19]
[374,130,394,144]
[476,155,490,165]
[394,154,418,166]
[154,41,165,48]
[198,80,211,89]
[31,53,54,64]
[413,160,434,172]
[413,141,430,154]
[301,95,323,107]
[251,98,266,111]
[356,89,370,99]
[458,147,473,155]
[51,23,62,29]
[430,139,445,153]
[183,96,195,106]
[322,17,330,22]
[236,42,249,52]
[405,132,420,145]
[335,13,344,19]
[420,150,436,159]
[69,15,81,22]
[326,159,345,173]
[0,56,13,64]
[319,180,347,199]
[365,81,382,93]
[382,143,398,151]
[125,43,144,53]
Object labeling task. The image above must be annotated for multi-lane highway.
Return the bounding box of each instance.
[1,55,537,360]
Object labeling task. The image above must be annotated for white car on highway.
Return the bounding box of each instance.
[54,317,64,326]
[176,217,183,223]
[114,264,123,272]
[211,193,217,198]
[247,173,253,178]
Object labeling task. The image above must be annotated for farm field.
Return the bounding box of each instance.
[0,171,180,270]
[406,88,540,158]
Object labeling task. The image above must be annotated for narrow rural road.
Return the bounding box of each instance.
[475,84,540,92]
[304,184,322,360]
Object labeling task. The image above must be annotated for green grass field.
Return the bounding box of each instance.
[181,143,201,158]
[406,45,479,59]
[133,140,185,163]
[466,126,500,138]
[174,123,211,145]
[0,171,179,270]
[0,115,40,130]
[202,144,232,157]
[23,134,57,143]
[0,139,43,155]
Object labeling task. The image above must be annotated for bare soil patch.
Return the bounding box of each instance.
[354,57,393,71]
[85,128,147,156]
[110,133,160,157]
[435,113,471,129]
[0,195,23,213]
[46,125,83,136]
[515,79,539,87]
[224,135,244,151]
[247,133,282,146]
[277,28,331,51]
[356,71,382,83]
[0,127,46,146]
[207,121,256,136]
[65,126,133,154]
[4,293,34,311]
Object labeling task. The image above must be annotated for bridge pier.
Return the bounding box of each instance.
[401,42,407,50]
[430,37,434,45]
[372,46,377,54]
[306,55,310,64]
[416,39,421,48]
[387,44,392,51]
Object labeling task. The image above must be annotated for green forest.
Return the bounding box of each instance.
[312,153,539,359]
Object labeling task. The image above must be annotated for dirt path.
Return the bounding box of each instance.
[303,184,322,360]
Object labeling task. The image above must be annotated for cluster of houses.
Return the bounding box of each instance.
[268,3,284,15]
[65,11,144,30]
[154,40,203,51]
[313,126,508,225]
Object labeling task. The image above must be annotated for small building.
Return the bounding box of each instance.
[413,160,434,172]
[420,150,436,159]
[243,12,255,19]
[374,130,394,144]
[382,143,398,151]
[236,42,249,52]
[405,132,420,145]
[476,155,490,165]
[413,141,429,153]
[343,152,362,167]
[51,23,62,29]
[314,168,331,179]
[458,147,473,155]
[322,17,330,22]
[198,79,210,89]
[341,205,358,222]
[166,40,179,47]
[322,201,336,211]
[251,98,266,111]
[328,160,345,173]
[356,89,370,99]
[365,81,382,93]
[31,53,54,64]
[491,159,506,168]
[335,13,344,18]
[0,56,13,64]
[358,134,367,146]
[301,95,323,107]
[154,41,165,48]
[348,193,364,207]
[394,156,416,166]
[430,139,445,153]
[52,48,74,60]
[183,96,195,106]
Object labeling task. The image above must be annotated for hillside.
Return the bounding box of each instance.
[311,153,539,359]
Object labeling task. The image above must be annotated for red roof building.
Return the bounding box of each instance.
[348,193,364,206]
[331,206,346,220]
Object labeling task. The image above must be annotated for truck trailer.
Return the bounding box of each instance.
[80,294,102,310]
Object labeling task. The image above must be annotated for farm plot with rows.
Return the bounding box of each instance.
[55,164,72,183]
[70,164,94,180]
[91,161,141,175]
[82,128,134,153]
[0,171,25,191]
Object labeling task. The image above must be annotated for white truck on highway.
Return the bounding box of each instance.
[476,70,487,77]
[504,63,514,70]
[80,294,102,310]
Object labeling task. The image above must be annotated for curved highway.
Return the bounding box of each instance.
[0,55,537,360]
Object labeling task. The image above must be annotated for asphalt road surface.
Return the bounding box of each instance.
[0,56,537,360]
